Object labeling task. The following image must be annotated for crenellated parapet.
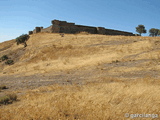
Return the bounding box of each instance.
[29,19,135,36]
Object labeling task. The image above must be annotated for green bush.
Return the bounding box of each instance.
[16,34,29,47]
[1,55,8,61]
[5,59,14,65]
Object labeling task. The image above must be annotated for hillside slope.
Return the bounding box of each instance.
[0,33,160,89]
[0,33,160,119]
[1,33,160,77]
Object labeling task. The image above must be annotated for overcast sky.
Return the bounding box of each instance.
[0,0,160,42]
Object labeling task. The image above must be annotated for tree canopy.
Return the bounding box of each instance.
[149,28,159,37]
[136,25,147,36]
[16,34,29,47]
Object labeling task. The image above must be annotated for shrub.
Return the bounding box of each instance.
[0,85,7,90]
[7,93,17,101]
[0,55,14,65]
[16,34,29,47]
[0,96,10,105]
[1,55,8,61]
[0,93,17,105]
[5,59,14,65]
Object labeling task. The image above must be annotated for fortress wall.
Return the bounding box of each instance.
[30,20,135,36]
[76,26,97,34]
[52,25,60,33]
[51,20,75,26]
[107,29,133,34]
[33,27,43,34]
[59,21,67,26]
[59,26,72,33]
[67,23,75,26]
[41,25,60,33]
[33,28,36,34]
[105,29,134,36]
[60,22,75,26]
[59,25,97,34]
[29,31,33,35]
[52,20,60,25]
[96,27,106,34]
[41,26,53,33]
[76,25,96,29]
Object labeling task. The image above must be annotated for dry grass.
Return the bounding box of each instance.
[0,33,160,119]
[1,33,160,76]
[0,78,159,120]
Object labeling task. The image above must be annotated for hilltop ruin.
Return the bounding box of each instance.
[29,20,135,36]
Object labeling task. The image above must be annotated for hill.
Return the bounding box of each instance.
[0,33,160,119]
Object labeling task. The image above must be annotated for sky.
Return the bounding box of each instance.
[0,0,160,42]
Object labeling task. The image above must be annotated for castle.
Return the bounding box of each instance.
[29,20,135,36]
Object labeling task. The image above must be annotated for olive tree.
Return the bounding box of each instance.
[149,28,159,37]
[136,25,147,36]
[16,34,29,47]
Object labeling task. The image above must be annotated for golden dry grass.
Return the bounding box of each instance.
[0,78,160,120]
[1,33,160,76]
[0,33,160,119]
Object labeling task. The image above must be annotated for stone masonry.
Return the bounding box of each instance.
[29,19,135,36]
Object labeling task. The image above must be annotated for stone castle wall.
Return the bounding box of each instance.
[41,26,53,33]
[29,20,135,36]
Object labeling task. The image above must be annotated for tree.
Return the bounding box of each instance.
[16,34,29,47]
[136,25,147,36]
[149,28,159,37]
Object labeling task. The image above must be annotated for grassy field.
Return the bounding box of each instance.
[0,78,160,120]
[0,33,160,119]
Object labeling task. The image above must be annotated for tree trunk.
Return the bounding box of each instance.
[140,33,141,36]
[24,42,27,47]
